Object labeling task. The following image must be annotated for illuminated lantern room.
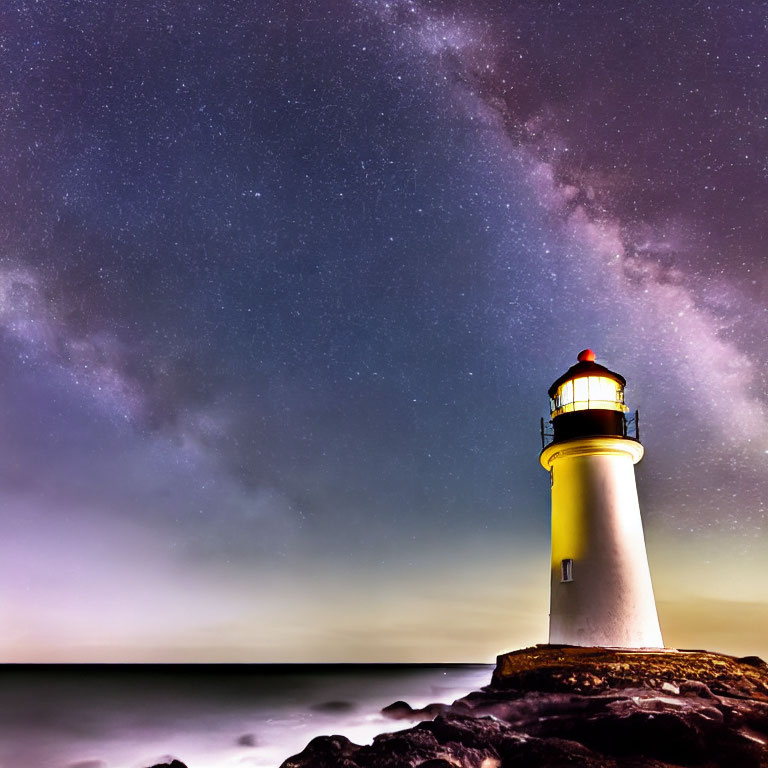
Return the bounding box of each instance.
[546,349,634,443]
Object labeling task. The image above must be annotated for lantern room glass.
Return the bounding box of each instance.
[550,376,627,417]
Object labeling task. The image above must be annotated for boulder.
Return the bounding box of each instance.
[382,700,450,720]
[145,762,188,768]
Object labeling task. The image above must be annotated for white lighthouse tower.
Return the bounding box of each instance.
[540,350,663,648]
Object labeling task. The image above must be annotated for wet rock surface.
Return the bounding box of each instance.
[144,761,189,768]
[382,699,450,720]
[280,646,768,768]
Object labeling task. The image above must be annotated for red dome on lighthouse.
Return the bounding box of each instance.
[577,349,596,362]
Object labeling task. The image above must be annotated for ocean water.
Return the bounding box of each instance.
[0,664,493,768]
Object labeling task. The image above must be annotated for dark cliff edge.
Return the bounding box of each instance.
[279,645,768,768]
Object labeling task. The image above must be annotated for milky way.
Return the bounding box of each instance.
[1,0,766,661]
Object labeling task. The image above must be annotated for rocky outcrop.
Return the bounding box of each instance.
[280,646,768,768]
[491,645,768,698]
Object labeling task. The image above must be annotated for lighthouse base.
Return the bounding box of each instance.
[549,618,663,649]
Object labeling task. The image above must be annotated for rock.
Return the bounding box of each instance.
[382,700,449,720]
[739,656,768,670]
[280,735,360,768]
[144,761,188,768]
[679,679,720,700]
[280,646,768,768]
[381,700,413,718]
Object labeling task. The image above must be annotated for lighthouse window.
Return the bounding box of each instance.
[573,377,589,405]
[555,380,573,411]
[591,376,616,402]
[561,558,573,582]
[551,376,628,417]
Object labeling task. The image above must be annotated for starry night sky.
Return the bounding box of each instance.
[2,0,767,662]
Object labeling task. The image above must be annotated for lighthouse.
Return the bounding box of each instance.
[540,350,663,648]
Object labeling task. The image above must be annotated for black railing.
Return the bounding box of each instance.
[540,416,555,449]
[540,409,640,449]
[625,410,640,441]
